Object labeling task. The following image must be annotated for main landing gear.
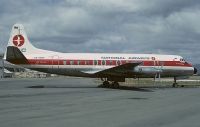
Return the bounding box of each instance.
[172,77,178,88]
[98,80,120,89]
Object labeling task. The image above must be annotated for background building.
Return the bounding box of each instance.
[0,53,53,78]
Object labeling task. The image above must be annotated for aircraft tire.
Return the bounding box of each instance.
[112,82,119,89]
[103,81,110,88]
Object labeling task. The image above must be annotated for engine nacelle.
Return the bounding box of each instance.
[133,66,162,74]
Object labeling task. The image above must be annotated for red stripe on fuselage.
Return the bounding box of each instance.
[27,59,192,67]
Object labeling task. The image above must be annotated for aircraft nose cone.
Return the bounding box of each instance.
[194,67,198,74]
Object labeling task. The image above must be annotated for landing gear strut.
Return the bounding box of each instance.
[172,77,178,88]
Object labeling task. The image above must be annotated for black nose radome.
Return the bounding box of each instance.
[194,67,198,74]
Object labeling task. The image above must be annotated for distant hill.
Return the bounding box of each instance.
[193,64,200,75]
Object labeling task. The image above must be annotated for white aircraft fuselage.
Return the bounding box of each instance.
[4,24,197,85]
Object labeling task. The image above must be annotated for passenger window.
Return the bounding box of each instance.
[94,60,98,65]
[102,60,106,65]
[117,60,121,65]
[85,60,89,65]
[70,60,74,65]
[109,60,112,65]
[63,60,66,65]
[77,60,80,65]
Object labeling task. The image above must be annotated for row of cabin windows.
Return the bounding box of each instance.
[61,60,166,66]
[62,60,125,66]
[34,60,165,66]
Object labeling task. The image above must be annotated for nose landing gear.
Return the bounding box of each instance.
[172,77,178,88]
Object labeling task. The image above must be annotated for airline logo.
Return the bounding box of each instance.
[13,35,24,47]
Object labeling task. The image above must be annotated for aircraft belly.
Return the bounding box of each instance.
[20,64,194,78]
[161,69,193,77]
[133,66,194,77]
[25,65,95,77]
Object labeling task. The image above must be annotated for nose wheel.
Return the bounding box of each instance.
[172,77,178,88]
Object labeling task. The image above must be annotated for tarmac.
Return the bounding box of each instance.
[0,77,200,127]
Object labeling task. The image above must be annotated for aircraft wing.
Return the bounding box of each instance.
[82,62,142,76]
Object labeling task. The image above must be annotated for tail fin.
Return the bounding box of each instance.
[4,24,37,60]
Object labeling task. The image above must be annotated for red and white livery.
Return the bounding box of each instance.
[4,24,197,87]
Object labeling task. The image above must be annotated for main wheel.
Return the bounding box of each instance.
[112,81,119,89]
[103,81,110,88]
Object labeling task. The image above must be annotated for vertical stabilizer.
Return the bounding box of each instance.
[4,24,38,58]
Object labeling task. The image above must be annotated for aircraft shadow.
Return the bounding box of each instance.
[117,86,153,92]
[27,85,153,92]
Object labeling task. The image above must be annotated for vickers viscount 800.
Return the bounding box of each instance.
[4,24,197,88]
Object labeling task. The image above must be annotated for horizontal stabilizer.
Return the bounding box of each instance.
[6,46,29,64]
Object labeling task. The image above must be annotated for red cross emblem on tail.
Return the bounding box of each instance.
[13,35,25,47]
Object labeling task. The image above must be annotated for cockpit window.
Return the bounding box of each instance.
[180,58,186,63]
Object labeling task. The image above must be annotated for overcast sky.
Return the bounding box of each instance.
[0,0,200,64]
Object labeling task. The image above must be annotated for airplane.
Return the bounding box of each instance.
[4,24,197,88]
